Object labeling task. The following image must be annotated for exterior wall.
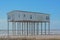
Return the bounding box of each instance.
[36,14,50,22]
[8,11,50,22]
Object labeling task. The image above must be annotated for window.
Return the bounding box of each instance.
[46,16,49,20]
[8,15,11,19]
[30,15,32,19]
[24,14,26,17]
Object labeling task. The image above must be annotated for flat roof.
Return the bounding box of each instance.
[7,10,50,15]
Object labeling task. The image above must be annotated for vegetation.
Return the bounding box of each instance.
[0,38,60,40]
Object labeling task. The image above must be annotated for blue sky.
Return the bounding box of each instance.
[0,0,60,30]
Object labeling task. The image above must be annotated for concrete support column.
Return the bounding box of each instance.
[45,22,46,35]
[48,22,50,35]
[28,22,35,36]
[23,22,27,36]
[31,22,35,36]
[17,22,22,36]
[7,21,9,37]
[32,22,35,36]
[12,22,16,36]
[34,22,35,36]
[27,22,28,36]
[41,22,42,35]
[28,22,30,36]
[37,22,39,35]
[28,22,32,36]
[22,22,23,36]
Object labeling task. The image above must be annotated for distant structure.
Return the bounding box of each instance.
[7,10,50,36]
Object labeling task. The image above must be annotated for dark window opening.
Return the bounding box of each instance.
[8,16,10,19]
[30,15,32,19]
[24,14,26,17]
[46,16,49,20]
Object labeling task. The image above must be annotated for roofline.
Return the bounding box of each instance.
[7,10,50,15]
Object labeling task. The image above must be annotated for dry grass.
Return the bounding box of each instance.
[0,35,60,40]
[0,38,60,40]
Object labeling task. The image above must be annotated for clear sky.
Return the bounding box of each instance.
[0,0,60,30]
